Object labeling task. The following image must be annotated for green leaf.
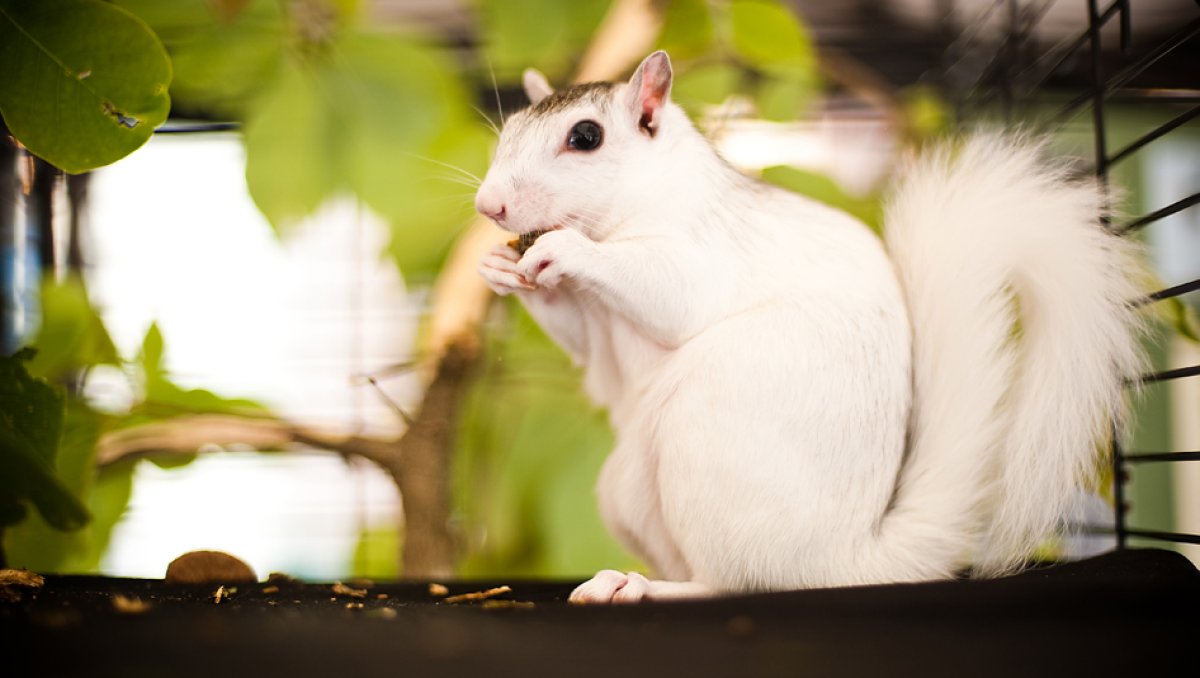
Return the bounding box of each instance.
[0,349,90,531]
[244,32,489,280]
[657,0,717,61]
[1163,297,1200,343]
[114,0,285,117]
[476,0,611,83]
[28,276,119,382]
[902,84,951,140]
[728,0,816,78]
[762,165,881,232]
[4,400,119,571]
[455,301,638,577]
[672,63,742,109]
[137,323,267,418]
[0,0,172,173]
[756,74,815,121]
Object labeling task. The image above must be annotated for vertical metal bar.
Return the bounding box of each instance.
[1088,0,1127,550]
[1088,0,1109,183]
[1112,426,1128,550]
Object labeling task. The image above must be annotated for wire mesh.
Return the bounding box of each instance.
[945,0,1200,550]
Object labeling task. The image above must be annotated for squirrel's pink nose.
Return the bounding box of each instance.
[475,190,507,223]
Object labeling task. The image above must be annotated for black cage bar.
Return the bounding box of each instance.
[945,0,1200,551]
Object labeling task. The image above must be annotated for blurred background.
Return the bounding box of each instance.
[1,0,1197,581]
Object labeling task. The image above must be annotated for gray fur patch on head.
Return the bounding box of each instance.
[530,81,617,115]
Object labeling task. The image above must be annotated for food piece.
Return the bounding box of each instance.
[331,582,368,598]
[442,585,512,604]
[212,585,228,604]
[427,583,448,597]
[0,569,44,588]
[480,600,535,610]
[165,550,256,584]
[508,230,550,255]
[261,585,280,595]
[111,594,152,614]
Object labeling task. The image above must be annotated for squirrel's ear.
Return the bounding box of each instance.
[626,51,673,137]
[523,68,554,105]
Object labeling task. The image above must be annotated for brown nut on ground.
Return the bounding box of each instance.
[165,550,257,584]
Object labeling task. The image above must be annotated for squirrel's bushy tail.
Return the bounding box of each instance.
[880,134,1145,577]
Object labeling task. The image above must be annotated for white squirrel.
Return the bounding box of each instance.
[474,51,1145,603]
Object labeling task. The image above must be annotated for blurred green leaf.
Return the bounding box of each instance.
[3,401,126,572]
[351,523,401,579]
[1163,297,1200,343]
[0,349,90,532]
[455,301,638,578]
[137,323,267,418]
[476,0,611,83]
[245,32,489,280]
[657,0,717,62]
[113,0,285,116]
[28,276,119,382]
[756,75,815,121]
[728,0,816,78]
[902,84,952,140]
[762,165,881,231]
[672,63,741,109]
[0,0,171,173]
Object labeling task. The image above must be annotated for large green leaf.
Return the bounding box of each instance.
[0,0,171,173]
[135,323,267,419]
[114,0,285,117]
[3,401,125,572]
[476,0,611,83]
[244,32,490,281]
[0,349,89,531]
[27,276,119,382]
[728,0,816,76]
[455,301,638,577]
[762,165,881,232]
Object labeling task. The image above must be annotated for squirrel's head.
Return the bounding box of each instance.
[475,51,684,241]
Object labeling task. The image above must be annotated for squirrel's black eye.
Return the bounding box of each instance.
[567,120,603,151]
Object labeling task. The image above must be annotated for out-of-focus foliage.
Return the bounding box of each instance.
[475,0,611,83]
[0,0,172,173]
[0,350,87,532]
[114,0,491,282]
[3,278,267,572]
[660,0,819,121]
[762,166,881,231]
[454,301,639,577]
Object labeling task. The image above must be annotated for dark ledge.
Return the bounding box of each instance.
[3,549,1196,677]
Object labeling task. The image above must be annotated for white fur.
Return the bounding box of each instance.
[475,52,1145,602]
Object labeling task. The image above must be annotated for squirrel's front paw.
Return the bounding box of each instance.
[479,245,534,295]
[517,229,594,289]
[569,570,652,604]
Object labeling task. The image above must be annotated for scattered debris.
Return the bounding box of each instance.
[111,594,152,614]
[261,586,280,595]
[331,582,368,599]
[443,586,512,604]
[213,585,228,604]
[165,550,256,585]
[480,600,535,610]
[375,593,389,600]
[0,569,45,588]
[0,568,45,603]
[428,583,449,597]
[344,602,364,611]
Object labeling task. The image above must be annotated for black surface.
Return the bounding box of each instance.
[2,549,1196,677]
